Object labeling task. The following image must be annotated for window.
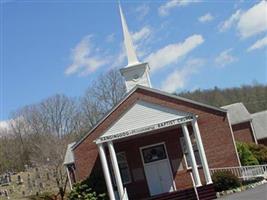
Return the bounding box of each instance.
[142,144,167,164]
[180,136,201,168]
[115,152,131,184]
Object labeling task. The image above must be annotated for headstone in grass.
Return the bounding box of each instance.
[17,175,23,185]
[27,174,32,190]
[46,172,50,181]
[7,173,11,183]
[4,189,9,199]
[39,182,44,189]
[36,168,41,179]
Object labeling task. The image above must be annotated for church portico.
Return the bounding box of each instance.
[95,114,212,200]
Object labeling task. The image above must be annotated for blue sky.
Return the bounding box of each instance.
[1,0,267,121]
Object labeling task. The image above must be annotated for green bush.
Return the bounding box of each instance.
[247,143,267,164]
[68,182,107,200]
[242,176,264,186]
[236,142,259,166]
[212,171,241,192]
[68,162,107,200]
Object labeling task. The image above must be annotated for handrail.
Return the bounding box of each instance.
[121,188,128,200]
[190,172,199,200]
[210,164,267,180]
[210,164,267,170]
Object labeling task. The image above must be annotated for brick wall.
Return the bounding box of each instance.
[73,87,240,197]
[258,138,267,146]
[232,121,256,144]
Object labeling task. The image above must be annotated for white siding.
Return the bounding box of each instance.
[101,100,191,138]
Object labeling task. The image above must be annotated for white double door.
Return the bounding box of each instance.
[141,144,175,196]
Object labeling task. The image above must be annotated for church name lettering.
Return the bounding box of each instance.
[98,115,193,143]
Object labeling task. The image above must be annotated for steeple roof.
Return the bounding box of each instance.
[119,3,140,67]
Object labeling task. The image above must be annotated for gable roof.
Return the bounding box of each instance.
[63,142,76,165]
[222,102,251,125]
[252,110,267,140]
[73,85,226,150]
[98,100,194,142]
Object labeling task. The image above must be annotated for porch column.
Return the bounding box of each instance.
[192,118,213,184]
[181,123,202,187]
[65,166,73,190]
[98,143,116,200]
[107,141,124,199]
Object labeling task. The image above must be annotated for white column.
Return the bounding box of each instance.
[98,143,116,200]
[192,118,213,185]
[108,141,124,199]
[181,123,202,187]
[66,166,72,190]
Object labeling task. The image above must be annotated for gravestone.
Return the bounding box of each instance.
[1,174,10,186]
[35,168,41,179]
[27,174,32,190]
[46,172,50,181]
[7,173,11,183]
[17,175,23,185]
[4,189,9,199]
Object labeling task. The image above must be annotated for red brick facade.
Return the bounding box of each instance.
[73,87,240,199]
[232,121,256,144]
[258,138,267,146]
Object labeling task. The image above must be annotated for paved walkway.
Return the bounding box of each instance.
[219,184,267,200]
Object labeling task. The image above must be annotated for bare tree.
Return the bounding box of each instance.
[9,94,81,199]
[1,68,126,198]
[80,69,126,131]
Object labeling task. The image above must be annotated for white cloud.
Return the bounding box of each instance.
[219,10,241,32]
[135,4,150,20]
[161,58,204,92]
[215,49,238,67]
[132,26,151,43]
[247,36,267,52]
[237,0,267,38]
[158,0,198,16]
[65,35,108,76]
[198,13,214,23]
[0,121,9,129]
[106,33,115,43]
[219,1,267,38]
[0,120,11,137]
[145,34,204,72]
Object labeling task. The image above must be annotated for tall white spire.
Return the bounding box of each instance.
[119,3,140,67]
[119,3,152,92]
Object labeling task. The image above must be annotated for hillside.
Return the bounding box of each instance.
[176,84,267,113]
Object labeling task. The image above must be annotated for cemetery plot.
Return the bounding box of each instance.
[0,166,66,200]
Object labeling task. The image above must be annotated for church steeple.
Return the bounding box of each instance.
[119,4,139,66]
[119,3,152,92]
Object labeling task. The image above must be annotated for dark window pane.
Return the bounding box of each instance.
[142,144,167,163]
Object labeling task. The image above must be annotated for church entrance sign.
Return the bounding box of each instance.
[97,115,193,143]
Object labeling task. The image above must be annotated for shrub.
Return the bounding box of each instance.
[247,143,267,164]
[212,171,241,192]
[68,162,107,200]
[68,182,107,200]
[236,142,259,166]
[242,176,264,186]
